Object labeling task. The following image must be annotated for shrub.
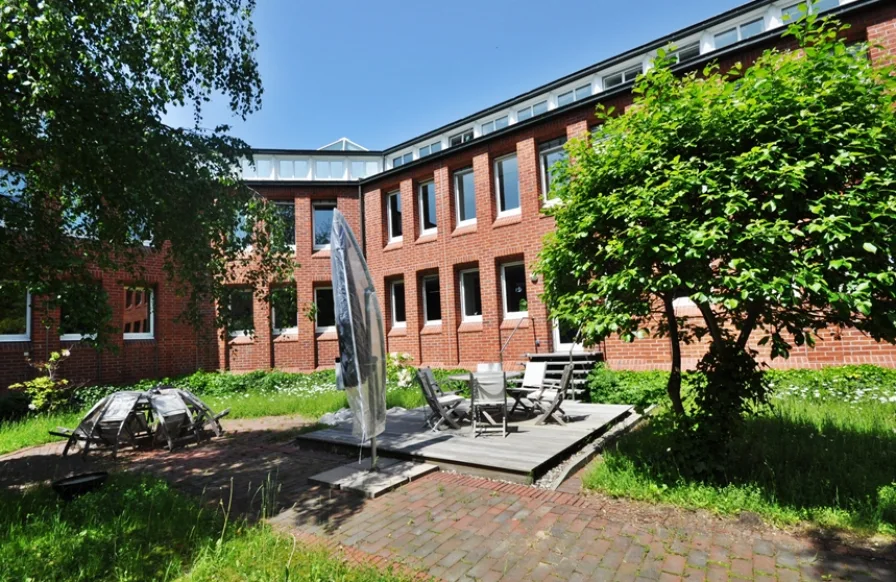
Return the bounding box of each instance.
[0,390,30,421]
[588,363,669,410]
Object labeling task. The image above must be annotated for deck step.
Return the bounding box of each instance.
[523,351,604,402]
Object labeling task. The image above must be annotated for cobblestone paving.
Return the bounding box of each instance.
[3,416,894,581]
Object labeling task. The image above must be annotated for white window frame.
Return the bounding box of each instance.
[574,83,592,100]
[501,262,529,320]
[539,138,567,205]
[557,90,575,107]
[274,201,297,250]
[454,167,476,227]
[712,15,767,50]
[0,290,30,342]
[227,289,254,338]
[314,286,336,333]
[418,180,437,236]
[459,269,482,323]
[390,280,406,328]
[671,42,701,63]
[419,141,442,158]
[271,287,298,336]
[393,152,414,168]
[449,129,474,147]
[123,287,155,340]
[517,100,548,122]
[603,63,644,90]
[312,200,337,251]
[386,190,403,243]
[421,275,441,325]
[494,153,521,217]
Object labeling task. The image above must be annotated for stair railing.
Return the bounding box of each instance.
[498,315,530,370]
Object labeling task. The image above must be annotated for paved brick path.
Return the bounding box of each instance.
[3,416,894,581]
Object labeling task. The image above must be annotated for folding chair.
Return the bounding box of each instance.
[509,361,548,415]
[531,364,573,426]
[416,368,467,431]
[470,372,508,437]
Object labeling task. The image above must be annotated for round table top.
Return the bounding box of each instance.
[446,371,522,382]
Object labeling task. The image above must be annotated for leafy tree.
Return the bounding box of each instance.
[0,0,294,344]
[537,16,896,441]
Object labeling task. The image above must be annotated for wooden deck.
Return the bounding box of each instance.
[296,402,634,484]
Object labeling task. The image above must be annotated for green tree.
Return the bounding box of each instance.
[537,16,896,439]
[0,0,294,343]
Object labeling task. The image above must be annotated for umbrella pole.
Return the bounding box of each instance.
[370,435,378,471]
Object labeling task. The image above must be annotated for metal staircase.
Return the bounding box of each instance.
[524,351,604,401]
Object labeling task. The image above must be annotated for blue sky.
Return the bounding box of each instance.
[165,0,747,151]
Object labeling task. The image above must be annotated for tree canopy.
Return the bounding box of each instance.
[537,16,896,421]
[0,0,293,342]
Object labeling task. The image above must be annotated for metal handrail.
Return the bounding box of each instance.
[498,315,530,368]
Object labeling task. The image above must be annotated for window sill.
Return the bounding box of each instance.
[420,323,442,336]
[312,248,331,258]
[0,336,31,343]
[500,317,530,330]
[123,336,156,343]
[384,240,403,252]
[458,321,484,333]
[315,329,338,341]
[416,233,438,245]
[452,223,478,237]
[229,335,254,345]
[388,326,407,338]
[493,214,523,228]
[273,331,299,342]
[60,334,96,342]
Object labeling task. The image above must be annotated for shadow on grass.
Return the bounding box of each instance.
[587,401,896,539]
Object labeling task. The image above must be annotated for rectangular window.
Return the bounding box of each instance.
[482,116,509,134]
[419,141,442,157]
[226,289,254,337]
[350,160,370,179]
[392,152,414,168]
[271,286,297,334]
[294,159,310,179]
[314,286,336,331]
[454,168,476,225]
[673,43,701,62]
[501,262,528,318]
[533,101,548,116]
[449,129,474,147]
[782,0,839,22]
[604,64,643,89]
[419,181,437,235]
[740,17,765,40]
[312,201,336,249]
[255,158,273,179]
[123,287,154,339]
[459,269,482,322]
[275,201,296,247]
[714,27,739,49]
[278,160,294,179]
[575,84,592,100]
[557,91,574,107]
[390,281,406,328]
[0,282,29,341]
[386,190,402,242]
[495,154,520,216]
[60,286,104,341]
[422,275,441,324]
[315,159,345,179]
[519,100,549,121]
[539,137,568,202]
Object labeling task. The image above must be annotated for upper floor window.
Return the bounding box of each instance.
[419,181,437,235]
[715,17,765,50]
[459,269,482,322]
[312,201,336,250]
[575,84,592,100]
[314,286,336,332]
[604,64,643,89]
[393,152,414,168]
[315,159,345,180]
[0,282,29,342]
[422,275,441,324]
[783,0,839,22]
[494,154,520,216]
[350,160,378,179]
[390,280,406,328]
[517,100,548,121]
[60,285,104,341]
[501,262,528,319]
[454,168,476,226]
[123,287,154,340]
[419,141,442,158]
[557,90,575,107]
[449,130,474,147]
[274,201,296,247]
[271,286,298,334]
[671,43,701,63]
[226,288,254,337]
[539,138,567,203]
[386,190,402,242]
[481,116,508,136]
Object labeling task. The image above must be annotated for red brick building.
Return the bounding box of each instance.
[3,0,895,388]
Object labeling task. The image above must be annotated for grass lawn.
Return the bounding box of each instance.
[0,368,440,456]
[0,473,417,582]
[585,371,896,537]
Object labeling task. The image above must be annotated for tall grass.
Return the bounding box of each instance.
[0,410,82,456]
[0,473,416,582]
[585,395,896,536]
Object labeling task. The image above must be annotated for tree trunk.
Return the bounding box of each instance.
[663,295,686,416]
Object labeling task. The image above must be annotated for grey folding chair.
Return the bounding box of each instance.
[416,368,466,431]
[531,364,573,426]
[509,361,548,415]
[470,372,508,438]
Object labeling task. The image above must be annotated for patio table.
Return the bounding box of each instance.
[446,372,537,415]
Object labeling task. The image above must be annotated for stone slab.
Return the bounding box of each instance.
[309,458,438,498]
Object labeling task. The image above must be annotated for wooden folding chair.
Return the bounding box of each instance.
[531,364,573,426]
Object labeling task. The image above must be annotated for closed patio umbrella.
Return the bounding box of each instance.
[330,209,387,469]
